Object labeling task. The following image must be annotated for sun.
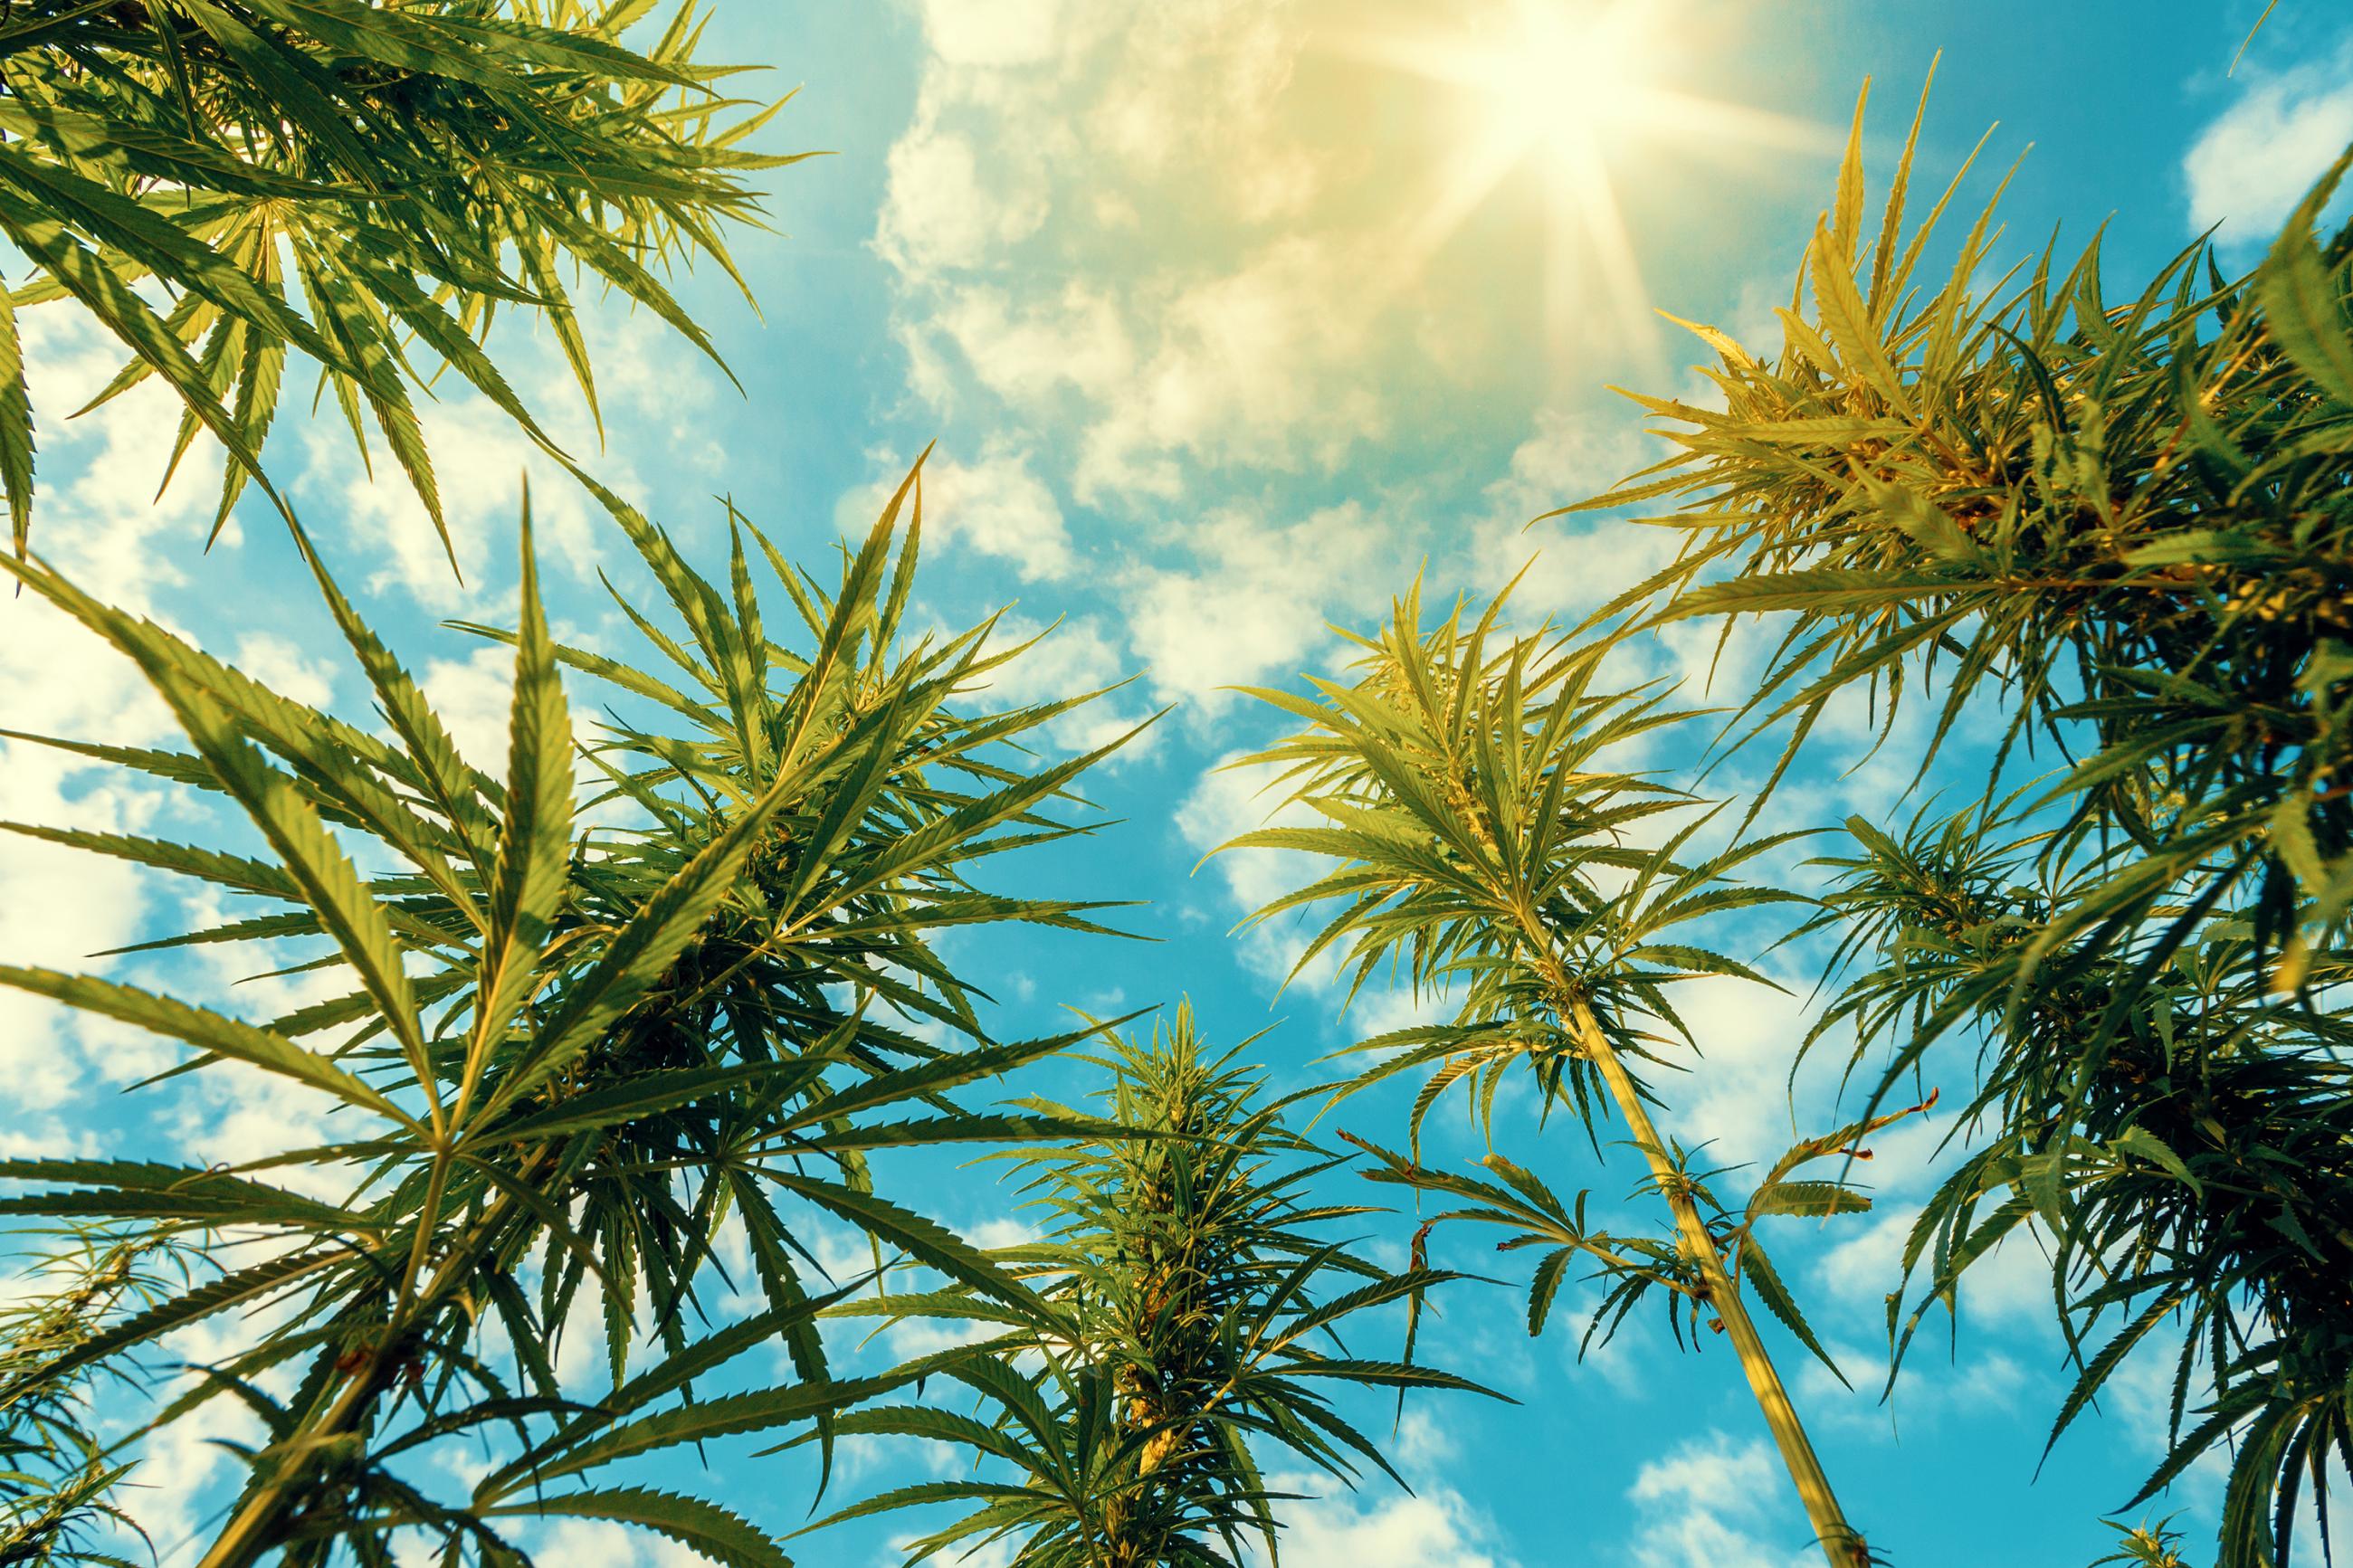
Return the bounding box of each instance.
[1464,1,1656,174]
[1344,0,1826,373]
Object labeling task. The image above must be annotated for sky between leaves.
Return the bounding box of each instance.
[3,1,2350,1564]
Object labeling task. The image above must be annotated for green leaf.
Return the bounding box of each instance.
[470,495,574,1064]
[0,966,408,1121]
[481,1374,900,1494]
[2255,147,2353,405]
[0,185,289,527]
[1809,223,1915,416]
[1740,1240,1847,1386]
[482,1488,788,1568]
[479,1060,830,1146]
[489,758,802,1114]
[1747,1181,1873,1221]
[759,1171,1048,1319]
[2108,1126,2199,1195]
[0,277,33,554]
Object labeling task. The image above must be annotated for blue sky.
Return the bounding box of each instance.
[4,1,2352,1564]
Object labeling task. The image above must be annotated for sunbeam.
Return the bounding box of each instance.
[1347,0,1834,371]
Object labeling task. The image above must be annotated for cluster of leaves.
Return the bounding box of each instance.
[0,1228,198,1565]
[0,464,1140,1567]
[1809,806,2353,1568]
[807,1007,1492,1568]
[0,0,800,553]
[1219,588,1899,1568]
[1571,80,2353,979]
[2095,1516,2199,1568]
[1567,75,2353,1568]
[1341,1099,1924,1378]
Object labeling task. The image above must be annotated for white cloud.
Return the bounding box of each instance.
[1624,1432,1816,1568]
[112,1390,254,1559]
[1246,1471,1513,1568]
[910,282,1135,415]
[1346,979,1455,1044]
[1788,1331,2034,1445]
[525,1519,720,1568]
[421,642,527,778]
[844,445,1076,583]
[1456,407,1671,620]
[568,307,726,476]
[878,125,1052,278]
[0,311,216,1151]
[2101,1344,2231,1508]
[233,630,338,711]
[1813,1204,2051,1336]
[300,400,606,615]
[1064,234,1388,500]
[894,606,1152,757]
[876,2,1462,508]
[971,612,1126,706]
[1642,975,1819,1176]
[2185,39,2353,251]
[1126,499,1400,712]
[874,3,1809,518]
[107,1269,321,1558]
[1175,749,1331,986]
[915,0,1072,68]
[294,294,715,614]
[169,1058,338,1186]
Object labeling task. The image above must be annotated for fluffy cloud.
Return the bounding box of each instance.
[1175,748,1330,984]
[233,630,338,710]
[1624,1432,1816,1568]
[874,2,1797,821]
[523,1520,720,1568]
[2184,37,2353,250]
[0,311,218,1153]
[1812,1204,2050,1334]
[1126,499,1404,712]
[958,612,1155,755]
[1245,1471,1514,1568]
[874,0,1810,531]
[1457,405,1671,619]
[295,299,713,614]
[971,612,1127,707]
[299,397,609,615]
[421,641,532,777]
[876,1,1508,511]
[842,444,1076,582]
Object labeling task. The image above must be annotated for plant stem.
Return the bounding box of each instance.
[1438,745,1865,1562]
[1561,984,1868,1568]
[193,1184,529,1568]
[1483,854,1858,1566]
[194,1354,390,1568]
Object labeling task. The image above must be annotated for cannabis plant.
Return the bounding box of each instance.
[1225,589,1914,1568]
[1808,805,2353,1568]
[0,1227,197,1565]
[2094,1516,2197,1568]
[1563,77,2353,1567]
[1567,79,2351,980]
[0,0,799,551]
[0,462,1138,1566]
[804,1005,1493,1567]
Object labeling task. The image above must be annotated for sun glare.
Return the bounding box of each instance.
[1345,0,1827,373]
[1472,3,1654,172]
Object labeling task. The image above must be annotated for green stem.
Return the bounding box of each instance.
[193,1356,390,1568]
[1557,981,1868,1568]
[1498,891,1864,1568]
[1426,668,1869,1563]
[194,1183,530,1568]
